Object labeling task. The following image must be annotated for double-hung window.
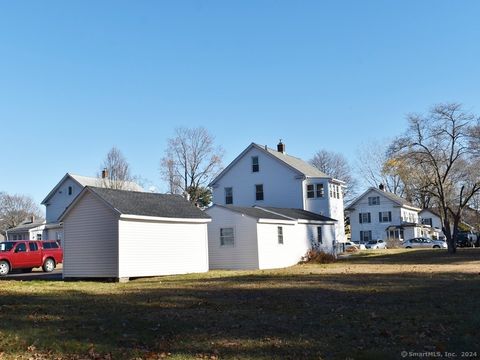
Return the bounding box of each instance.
[277,226,284,245]
[360,230,372,242]
[379,211,392,223]
[359,212,371,224]
[255,184,264,201]
[368,196,380,205]
[225,187,233,205]
[220,228,234,246]
[317,226,323,244]
[252,156,259,172]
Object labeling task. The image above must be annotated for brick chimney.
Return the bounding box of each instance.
[102,168,109,179]
[277,140,285,154]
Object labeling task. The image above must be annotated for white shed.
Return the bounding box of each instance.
[60,186,211,281]
[205,205,337,270]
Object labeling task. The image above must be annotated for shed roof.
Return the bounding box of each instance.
[61,187,210,220]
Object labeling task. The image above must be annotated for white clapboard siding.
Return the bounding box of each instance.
[212,147,304,209]
[206,206,259,270]
[45,178,84,223]
[256,222,306,269]
[63,192,119,278]
[118,219,209,278]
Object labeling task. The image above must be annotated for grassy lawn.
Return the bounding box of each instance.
[1,249,479,360]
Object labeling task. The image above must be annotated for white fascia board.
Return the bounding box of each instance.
[297,219,336,225]
[257,218,297,225]
[120,214,212,223]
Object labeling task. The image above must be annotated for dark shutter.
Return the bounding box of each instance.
[368,213,371,223]
[359,213,362,224]
[388,212,392,222]
[379,212,382,222]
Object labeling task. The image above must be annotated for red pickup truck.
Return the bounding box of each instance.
[0,240,63,276]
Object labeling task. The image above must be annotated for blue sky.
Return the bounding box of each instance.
[1,1,479,206]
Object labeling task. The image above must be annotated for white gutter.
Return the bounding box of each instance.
[120,214,212,223]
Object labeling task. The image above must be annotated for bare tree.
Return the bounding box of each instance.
[0,192,43,235]
[98,147,136,190]
[160,127,224,204]
[356,140,405,196]
[388,103,480,253]
[310,149,358,202]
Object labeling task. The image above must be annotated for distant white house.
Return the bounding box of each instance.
[5,217,46,241]
[346,186,440,242]
[41,172,143,242]
[208,141,346,242]
[60,186,211,281]
[419,209,445,240]
[206,205,337,270]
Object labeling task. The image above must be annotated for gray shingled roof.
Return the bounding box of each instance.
[215,205,336,222]
[346,187,420,211]
[87,187,210,219]
[8,219,45,232]
[259,207,337,222]
[218,205,291,220]
[71,174,143,191]
[255,144,330,178]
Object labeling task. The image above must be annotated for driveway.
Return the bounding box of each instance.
[0,267,62,281]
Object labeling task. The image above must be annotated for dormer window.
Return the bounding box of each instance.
[307,183,324,199]
[252,156,259,172]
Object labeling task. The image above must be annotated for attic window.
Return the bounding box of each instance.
[252,156,259,172]
[68,186,73,196]
[368,196,380,205]
[225,187,233,205]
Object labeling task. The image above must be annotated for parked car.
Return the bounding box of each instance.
[365,239,387,249]
[403,237,447,249]
[0,240,63,276]
[352,240,366,250]
[343,241,359,251]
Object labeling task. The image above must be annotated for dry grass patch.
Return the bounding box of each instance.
[0,249,479,359]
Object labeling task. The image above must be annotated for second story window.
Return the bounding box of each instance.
[368,196,380,205]
[255,184,264,201]
[225,187,233,205]
[307,183,324,199]
[359,212,371,224]
[252,156,259,172]
[422,218,433,226]
[379,211,392,223]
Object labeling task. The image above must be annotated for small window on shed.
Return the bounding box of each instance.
[317,226,323,244]
[277,226,284,245]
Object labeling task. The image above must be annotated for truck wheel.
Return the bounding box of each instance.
[0,261,10,276]
[42,258,55,273]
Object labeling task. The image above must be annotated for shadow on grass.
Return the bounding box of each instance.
[1,270,480,359]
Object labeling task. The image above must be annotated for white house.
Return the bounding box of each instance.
[5,217,46,241]
[60,186,211,281]
[208,141,346,242]
[41,172,143,242]
[419,209,445,240]
[346,186,439,242]
[206,204,337,270]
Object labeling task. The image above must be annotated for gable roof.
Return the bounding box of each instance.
[209,143,336,187]
[60,187,210,221]
[208,204,336,223]
[7,219,46,233]
[345,187,421,211]
[42,173,143,204]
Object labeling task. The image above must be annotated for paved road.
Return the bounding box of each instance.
[0,268,62,281]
